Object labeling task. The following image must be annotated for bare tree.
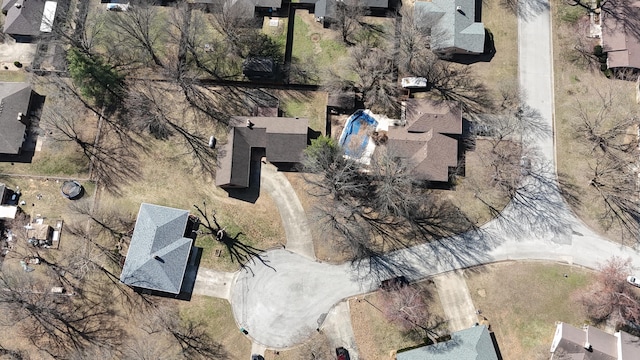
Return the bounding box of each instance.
[330,0,367,45]
[105,3,167,68]
[349,42,399,116]
[0,268,123,357]
[303,138,475,270]
[380,282,440,342]
[573,90,640,241]
[576,256,640,327]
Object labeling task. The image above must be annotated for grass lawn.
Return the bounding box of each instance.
[467,262,595,359]
[349,281,447,359]
[275,90,328,134]
[180,296,251,360]
[0,70,29,82]
[469,0,519,97]
[551,0,639,243]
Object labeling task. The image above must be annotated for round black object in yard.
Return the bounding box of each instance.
[61,180,84,200]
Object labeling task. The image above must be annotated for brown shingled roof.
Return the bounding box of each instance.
[384,99,462,182]
[601,0,640,69]
[216,116,309,188]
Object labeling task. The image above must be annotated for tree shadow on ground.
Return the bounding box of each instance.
[194,202,274,275]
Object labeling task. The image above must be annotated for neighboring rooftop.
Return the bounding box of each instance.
[120,203,194,295]
[0,82,32,155]
[2,0,54,37]
[601,0,640,69]
[550,322,640,360]
[383,99,462,183]
[415,0,485,54]
[396,325,499,360]
[216,116,309,188]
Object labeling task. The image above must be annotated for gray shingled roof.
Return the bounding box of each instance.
[397,325,498,360]
[0,82,32,155]
[415,0,485,54]
[3,0,46,36]
[216,116,309,188]
[120,203,193,295]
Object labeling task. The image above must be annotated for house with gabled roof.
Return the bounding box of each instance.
[550,322,640,359]
[2,0,57,39]
[216,116,309,188]
[415,0,485,55]
[0,82,33,155]
[396,325,499,360]
[120,203,199,297]
[600,0,640,73]
[381,99,463,183]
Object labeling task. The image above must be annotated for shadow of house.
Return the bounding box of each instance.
[120,203,201,300]
[396,325,500,360]
[216,116,309,191]
[415,0,485,57]
[243,57,279,81]
[550,322,640,360]
[2,0,57,41]
[299,0,394,24]
[0,82,35,157]
[188,0,282,18]
[601,0,640,79]
[379,99,463,187]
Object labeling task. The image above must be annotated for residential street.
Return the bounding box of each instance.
[203,0,640,351]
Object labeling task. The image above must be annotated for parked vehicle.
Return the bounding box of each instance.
[336,347,350,360]
[627,276,640,287]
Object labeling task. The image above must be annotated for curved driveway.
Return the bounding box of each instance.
[229,0,640,349]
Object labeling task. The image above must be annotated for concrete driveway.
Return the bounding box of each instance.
[261,163,315,260]
[0,40,36,68]
[230,249,377,349]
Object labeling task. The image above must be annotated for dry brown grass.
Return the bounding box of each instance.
[470,0,519,96]
[552,0,640,243]
[467,261,595,360]
[349,281,447,360]
[443,140,513,226]
[179,295,252,360]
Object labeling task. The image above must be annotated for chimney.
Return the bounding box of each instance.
[584,342,592,351]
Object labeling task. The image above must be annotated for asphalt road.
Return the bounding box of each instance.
[224,0,640,350]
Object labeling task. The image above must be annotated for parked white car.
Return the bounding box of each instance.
[401,77,428,89]
[627,276,640,287]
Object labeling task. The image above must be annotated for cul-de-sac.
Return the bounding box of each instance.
[0,0,639,358]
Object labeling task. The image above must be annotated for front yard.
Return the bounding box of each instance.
[468,262,595,359]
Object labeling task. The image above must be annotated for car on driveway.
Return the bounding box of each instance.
[627,276,640,287]
[336,347,350,360]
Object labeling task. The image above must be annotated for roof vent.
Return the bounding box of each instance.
[584,342,592,351]
[456,6,465,15]
[15,3,22,8]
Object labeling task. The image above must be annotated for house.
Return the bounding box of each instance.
[396,325,499,360]
[382,99,462,183]
[600,0,640,72]
[415,0,485,55]
[0,82,33,155]
[216,116,309,188]
[120,203,199,296]
[188,0,282,18]
[301,0,391,23]
[2,0,57,39]
[549,322,640,359]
